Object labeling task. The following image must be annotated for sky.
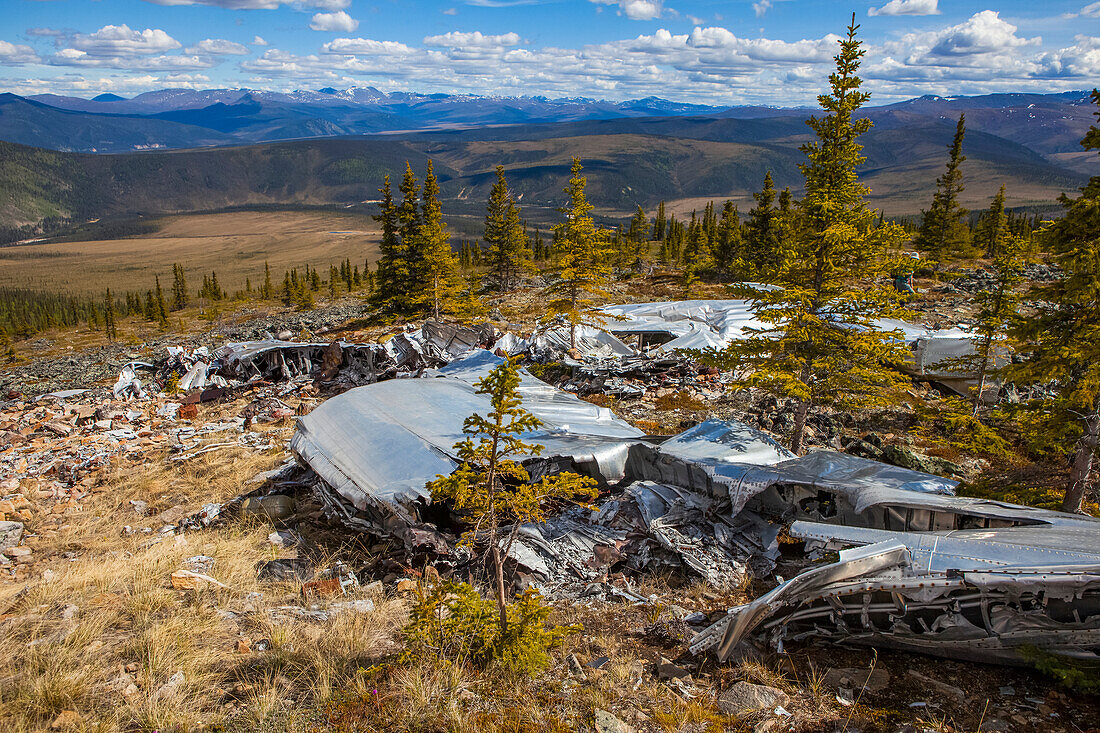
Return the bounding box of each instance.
[1,0,1098,105]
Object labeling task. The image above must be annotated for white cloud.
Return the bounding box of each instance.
[50,49,218,71]
[185,38,250,55]
[868,0,939,17]
[423,31,522,48]
[1080,2,1100,17]
[752,0,771,18]
[591,0,663,20]
[928,11,1034,57]
[310,11,359,32]
[0,40,39,65]
[442,7,458,15]
[321,38,414,55]
[70,25,181,56]
[252,35,269,46]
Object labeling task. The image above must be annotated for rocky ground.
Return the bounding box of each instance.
[0,269,1096,732]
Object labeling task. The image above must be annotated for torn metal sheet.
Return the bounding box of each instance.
[598,299,989,380]
[291,349,645,533]
[693,517,1100,666]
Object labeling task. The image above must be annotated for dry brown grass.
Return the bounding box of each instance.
[0,444,406,733]
[0,210,381,297]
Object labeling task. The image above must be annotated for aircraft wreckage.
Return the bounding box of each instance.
[287,347,1100,669]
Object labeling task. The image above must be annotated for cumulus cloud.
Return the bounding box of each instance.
[185,38,250,55]
[752,0,771,18]
[50,48,217,70]
[70,25,181,56]
[423,31,522,48]
[310,11,359,32]
[252,35,269,46]
[868,0,939,17]
[0,40,39,65]
[927,11,1034,57]
[590,0,663,21]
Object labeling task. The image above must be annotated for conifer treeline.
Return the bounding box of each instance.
[0,253,378,342]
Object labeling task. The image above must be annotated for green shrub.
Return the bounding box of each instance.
[402,581,576,677]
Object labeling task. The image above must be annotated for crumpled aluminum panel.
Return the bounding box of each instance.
[291,350,646,525]
[693,520,1100,665]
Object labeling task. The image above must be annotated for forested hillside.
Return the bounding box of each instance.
[0,114,1087,242]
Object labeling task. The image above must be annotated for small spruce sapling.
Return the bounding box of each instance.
[427,357,597,632]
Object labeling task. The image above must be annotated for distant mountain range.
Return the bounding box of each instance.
[1,87,1092,164]
[0,87,1094,240]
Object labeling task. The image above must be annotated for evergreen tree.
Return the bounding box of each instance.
[965,232,1030,414]
[427,358,596,632]
[282,271,293,306]
[974,185,1009,258]
[370,174,413,316]
[628,205,648,243]
[712,201,742,276]
[418,161,461,320]
[654,201,667,241]
[704,15,910,454]
[104,288,117,341]
[484,166,533,291]
[915,114,971,263]
[544,158,614,348]
[745,172,782,278]
[262,261,273,300]
[171,264,188,311]
[1009,89,1100,512]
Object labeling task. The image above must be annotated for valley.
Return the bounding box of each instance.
[0,211,380,296]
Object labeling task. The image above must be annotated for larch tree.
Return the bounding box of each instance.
[703,15,911,454]
[427,358,596,633]
[916,114,971,264]
[1009,89,1100,512]
[544,157,614,349]
[418,161,461,320]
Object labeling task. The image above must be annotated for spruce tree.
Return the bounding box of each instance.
[171,264,188,311]
[1009,89,1100,512]
[427,358,596,632]
[712,201,742,277]
[628,205,648,244]
[544,157,614,348]
[104,289,117,341]
[705,15,910,454]
[418,161,461,320]
[484,166,533,291]
[916,114,971,263]
[654,201,667,241]
[371,174,413,316]
[967,232,1029,413]
[745,172,782,278]
[975,185,1009,258]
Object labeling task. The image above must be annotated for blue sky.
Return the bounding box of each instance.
[1,0,1097,104]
